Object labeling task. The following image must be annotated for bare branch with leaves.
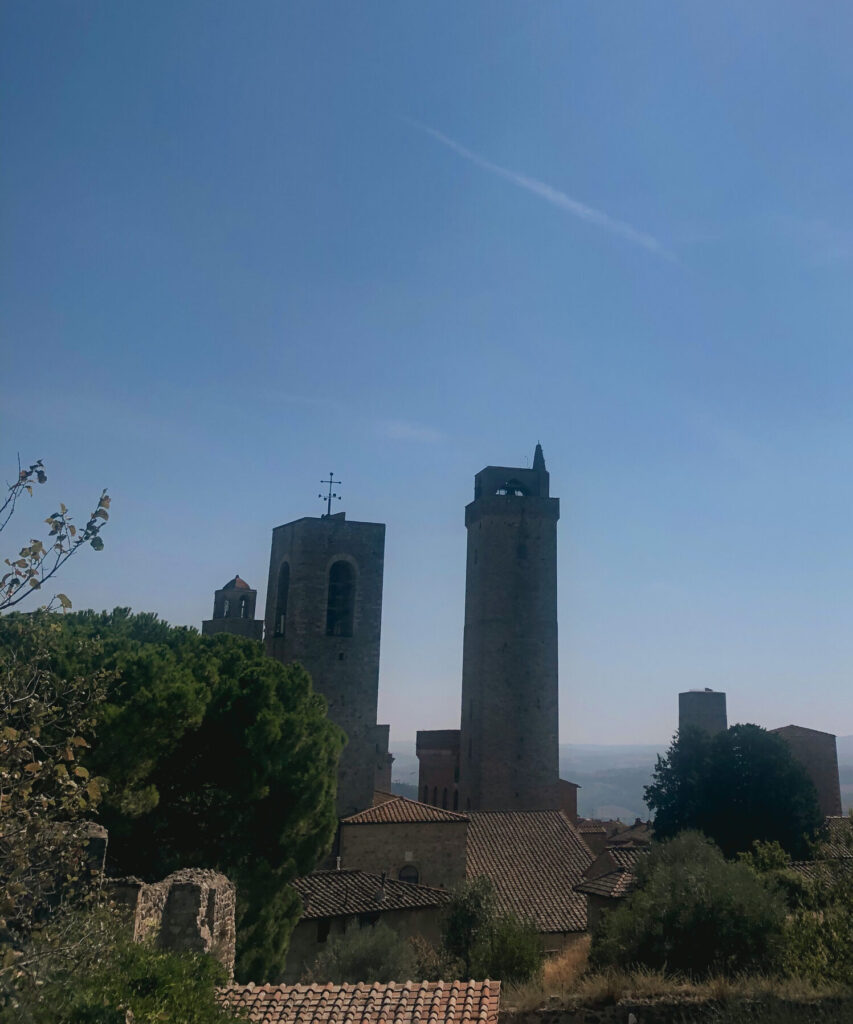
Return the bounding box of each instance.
[0,458,110,611]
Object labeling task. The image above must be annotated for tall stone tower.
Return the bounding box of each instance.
[263,512,390,818]
[202,576,263,640]
[458,444,560,811]
[679,689,727,736]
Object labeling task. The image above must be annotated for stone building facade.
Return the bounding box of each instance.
[202,575,264,641]
[678,689,727,736]
[338,796,469,890]
[284,869,449,982]
[771,724,843,818]
[416,730,460,810]
[263,512,391,818]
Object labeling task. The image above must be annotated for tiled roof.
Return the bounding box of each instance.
[291,871,450,920]
[820,816,853,859]
[607,845,647,870]
[342,796,469,825]
[577,821,606,835]
[372,791,397,806]
[466,811,594,934]
[574,869,636,899]
[222,575,252,590]
[218,981,501,1024]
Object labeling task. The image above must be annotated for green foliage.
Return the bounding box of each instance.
[306,923,418,984]
[0,609,344,983]
[645,724,823,858]
[5,908,236,1024]
[590,832,789,978]
[442,878,542,984]
[0,614,110,977]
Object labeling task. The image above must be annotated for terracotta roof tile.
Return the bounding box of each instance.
[574,869,636,899]
[342,796,469,825]
[222,575,252,590]
[291,871,450,919]
[466,811,594,934]
[219,981,501,1024]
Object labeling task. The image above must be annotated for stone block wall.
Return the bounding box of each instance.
[771,724,842,818]
[108,868,236,980]
[339,820,468,890]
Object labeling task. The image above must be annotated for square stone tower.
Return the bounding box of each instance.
[263,512,389,818]
[458,444,560,811]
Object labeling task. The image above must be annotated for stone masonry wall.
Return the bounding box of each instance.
[771,724,842,818]
[108,868,236,980]
[338,821,468,891]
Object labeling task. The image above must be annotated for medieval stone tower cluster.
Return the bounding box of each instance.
[203,442,565,822]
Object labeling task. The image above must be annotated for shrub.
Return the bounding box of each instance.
[590,832,788,978]
[306,923,417,984]
[442,878,543,984]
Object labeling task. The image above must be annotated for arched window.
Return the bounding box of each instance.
[326,561,355,637]
[422,785,429,803]
[239,596,249,619]
[442,788,448,809]
[398,865,419,885]
[223,598,230,617]
[453,790,459,811]
[432,786,438,806]
[496,478,527,496]
[275,563,290,637]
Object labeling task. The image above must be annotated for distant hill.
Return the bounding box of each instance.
[391,737,853,818]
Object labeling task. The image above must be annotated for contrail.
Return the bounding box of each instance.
[412,121,672,259]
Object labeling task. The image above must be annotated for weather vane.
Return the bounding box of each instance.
[319,472,341,517]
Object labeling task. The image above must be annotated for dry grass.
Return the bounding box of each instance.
[504,944,848,1012]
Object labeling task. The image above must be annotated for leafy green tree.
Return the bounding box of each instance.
[0,614,111,989]
[7,907,237,1024]
[645,724,823,858]
[306,923,418,984]
[0,609,344,983]
[590,832,789,978]
[442,878,542,984]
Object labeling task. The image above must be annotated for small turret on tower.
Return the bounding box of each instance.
[202,575,263,641]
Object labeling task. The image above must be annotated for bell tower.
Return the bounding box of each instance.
[458,444,560,811]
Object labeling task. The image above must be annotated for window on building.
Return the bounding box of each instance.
[239,596,249,618]
[223,598,230,617]
[442,787,448,809]
[358,910,381,928]
[398,865,419,885]
[432,786,438,806]
[274,563,290,637]
[326,561,355,637]
[317,919,330,943]
[496,478,527,496]
[453,790,459,811]
[422,784,429,803]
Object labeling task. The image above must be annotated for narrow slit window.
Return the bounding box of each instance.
[275,563,290,637]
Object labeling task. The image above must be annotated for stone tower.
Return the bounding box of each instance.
[679,689,727,736]
[202,576,263,641]
[458,444,560,811]
[263,512,390,818]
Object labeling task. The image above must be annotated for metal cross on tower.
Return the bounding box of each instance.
[319,473,341,517]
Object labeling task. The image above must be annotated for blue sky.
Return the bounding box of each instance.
[3,1,853,744]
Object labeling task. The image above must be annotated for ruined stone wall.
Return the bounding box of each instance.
[108,868,236,980]
[338,820,468,891]
[263,514,386,818]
